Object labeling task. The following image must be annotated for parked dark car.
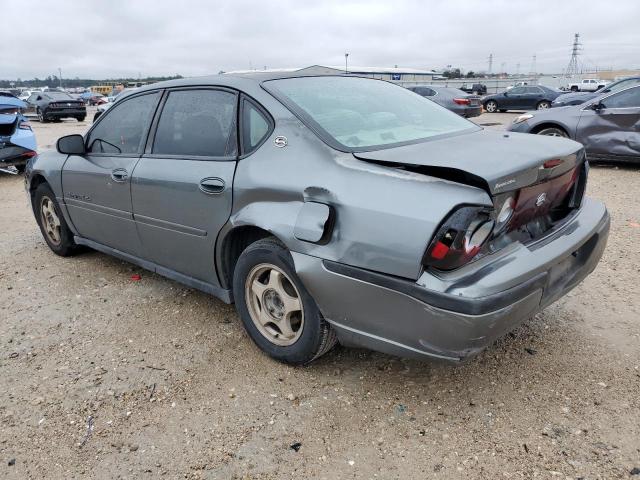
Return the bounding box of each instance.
[26,74,609,364]
[508,85,640,163]
[552,76,640,107]
[483,86,562,113]
[24,91,86,122]
[1,95,36,173]
[408,85,481,117]
[460,83,487,95]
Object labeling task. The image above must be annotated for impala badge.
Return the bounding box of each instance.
[274,136,288,148]
[535,192,547,207]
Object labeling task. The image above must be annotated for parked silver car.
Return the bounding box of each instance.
[25,74,609,364]
[508,85,640,163]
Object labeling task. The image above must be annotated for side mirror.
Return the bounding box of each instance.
[590,102,604,111]
[57,134,86,155]
[503,91,509,96]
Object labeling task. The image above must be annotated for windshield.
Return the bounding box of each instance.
[265,76,476,151]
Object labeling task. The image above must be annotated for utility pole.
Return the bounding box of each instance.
[500,62,506,75]
[565,33,581,78]
[529,55,537,78]
[516,63,520,76]
[58,67,62,88]
[345,53,349,73]
[488,53,493,74]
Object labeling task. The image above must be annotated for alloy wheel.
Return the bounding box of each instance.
[485,101,497,113]
[40,196,61,245]
[245,263,304,346]
[537,101,550,110]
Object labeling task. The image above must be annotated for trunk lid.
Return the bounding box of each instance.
[353,129,583,196]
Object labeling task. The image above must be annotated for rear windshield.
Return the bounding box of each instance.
[265,76,476,151]
[46,92,74,100]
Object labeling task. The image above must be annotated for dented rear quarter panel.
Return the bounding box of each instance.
[218,88,492,283]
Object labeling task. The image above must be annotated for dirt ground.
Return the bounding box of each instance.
[1,112,639,479]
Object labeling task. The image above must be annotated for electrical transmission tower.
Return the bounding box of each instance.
[565,33,581,77]
[488,53,493,74]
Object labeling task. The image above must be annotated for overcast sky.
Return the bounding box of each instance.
[2,0,639,79]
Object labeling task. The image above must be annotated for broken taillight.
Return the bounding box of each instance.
[423,206,494,270]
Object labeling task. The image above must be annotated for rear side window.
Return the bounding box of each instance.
[153,89,237,157]
[601,86,640,108]
[241,99,271,155]
[87,92,160,154]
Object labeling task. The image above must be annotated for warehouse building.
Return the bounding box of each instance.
[225,65,442,83]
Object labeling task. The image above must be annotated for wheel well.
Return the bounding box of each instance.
[219,226,272,289]
[29,174,48,198]
[530,123,569,136]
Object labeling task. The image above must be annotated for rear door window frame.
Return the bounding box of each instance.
[143,86,240,162]
[238,94,274,158]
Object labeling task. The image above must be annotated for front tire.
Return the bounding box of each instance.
[537,127,568,138]
[484,100,498,113]
[33,183,77,256]
[76,116,86,122]
[233,237,337,365]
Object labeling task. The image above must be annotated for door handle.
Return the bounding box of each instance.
[199,177,225,195]
[111,168,128,183]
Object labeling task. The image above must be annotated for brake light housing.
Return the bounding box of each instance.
[453,98,471,105]
[423,206,495,270]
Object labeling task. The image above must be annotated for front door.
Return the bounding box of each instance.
[130,88,238,284]
[576,85,640,161]
[61,91,161,256]
[504,87,525,109]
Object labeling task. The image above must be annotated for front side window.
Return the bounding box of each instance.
[153,89,237,157]
[601,86,640,108]
[241,100,271,154]
[265,76,475,151]
[87,92,159,154]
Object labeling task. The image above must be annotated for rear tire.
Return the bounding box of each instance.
[77,116,86,122]
[232,237,337,365]
[570,86,579,92]
[484,100,498,113]
[537,101,551,110]
[33,183,77,256]
[37,108,48,123]
[537,127,568,138]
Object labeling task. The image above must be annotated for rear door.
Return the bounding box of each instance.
[61,91,161,256]
[576,85,640,161]
[520,87,543,109]
[130,88,240,284]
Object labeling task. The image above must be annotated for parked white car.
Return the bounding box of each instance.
[567,79,608,92]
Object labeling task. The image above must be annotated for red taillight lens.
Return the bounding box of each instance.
[19,121,32,131]
[424,206,494,270]
[453,98,471,105]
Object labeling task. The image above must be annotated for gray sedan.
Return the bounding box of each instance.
[508,85,640,163]
[407,85,482,117]
[25,74,609,364]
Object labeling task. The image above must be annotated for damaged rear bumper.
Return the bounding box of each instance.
[293,197,609,362]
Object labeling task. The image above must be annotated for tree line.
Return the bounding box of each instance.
[0,75,183,89]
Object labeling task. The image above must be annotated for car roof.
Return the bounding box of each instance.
[132,72,386,94]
